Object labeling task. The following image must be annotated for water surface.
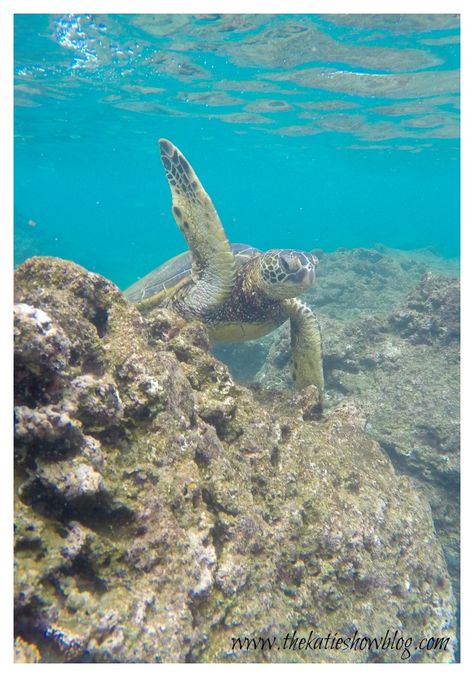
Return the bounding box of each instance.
[14,13,460,287]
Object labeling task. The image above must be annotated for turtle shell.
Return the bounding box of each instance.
[124,243,260,303]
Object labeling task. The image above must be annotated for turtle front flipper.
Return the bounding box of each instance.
[284,298,324,398]
[159,139,235,313]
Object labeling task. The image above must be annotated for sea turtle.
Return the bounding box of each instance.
[125,138,324,395]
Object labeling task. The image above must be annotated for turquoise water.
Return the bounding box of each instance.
[14,13,460,289]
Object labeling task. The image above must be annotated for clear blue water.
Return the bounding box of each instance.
[14,13,460,289]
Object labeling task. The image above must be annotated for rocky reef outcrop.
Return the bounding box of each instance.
[219,248,460,622]
[14,256,456,663]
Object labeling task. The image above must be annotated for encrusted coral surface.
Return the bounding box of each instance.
[14,256,456,663]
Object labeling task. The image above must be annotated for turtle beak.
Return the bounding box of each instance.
[302,252,317,287]
[306,267,315,286]
[290,266,315,286]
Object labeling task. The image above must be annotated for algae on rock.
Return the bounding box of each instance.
[14,256,456,663]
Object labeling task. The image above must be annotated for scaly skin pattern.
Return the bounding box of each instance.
[167,256,286,342]
[159,138,235,311]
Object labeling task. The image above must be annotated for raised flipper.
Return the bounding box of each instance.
[284,298,324,398]
[159,138,235,314]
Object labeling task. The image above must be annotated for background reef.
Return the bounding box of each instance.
[14,253,458,663]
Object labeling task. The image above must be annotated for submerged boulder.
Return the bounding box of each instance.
[14,256,456,663]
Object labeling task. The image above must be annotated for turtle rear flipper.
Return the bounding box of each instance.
[159,139,235,312]
[285,299,324,397]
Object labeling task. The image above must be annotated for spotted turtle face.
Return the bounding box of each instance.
[260,249,318,299]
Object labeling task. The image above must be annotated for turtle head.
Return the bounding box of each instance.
[259,249,318,300]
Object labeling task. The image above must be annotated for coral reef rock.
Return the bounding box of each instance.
[14,256,456,663]
[231,248,459,630]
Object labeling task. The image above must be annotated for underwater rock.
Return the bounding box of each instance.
[15,404,86,454]
[387,272,460,345]
[14,636,41,663]
[34,459,105,502]
[65,374,124,433]
[14,256,456,663]
[14,302,72,399]
[241,249,459,623]
[305,247,456,320]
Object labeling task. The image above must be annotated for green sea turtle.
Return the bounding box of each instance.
[125,139,324,395]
